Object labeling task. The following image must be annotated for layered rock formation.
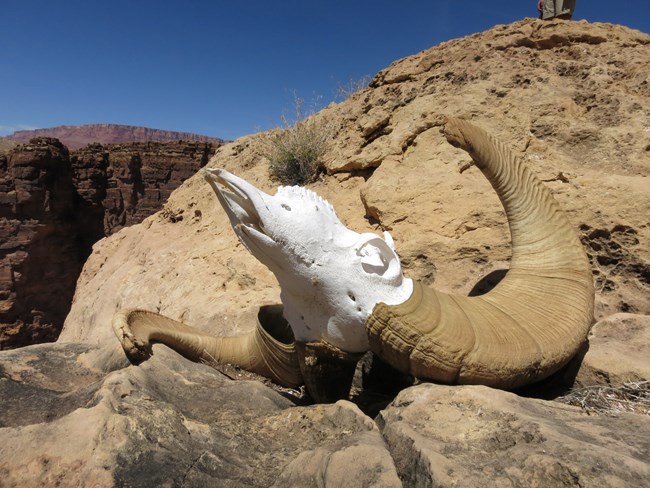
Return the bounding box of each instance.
[71,140,217,235]
[0,138,82,347]
[1,18,649,487]
[0,139,218,349]
[5,123,225,150]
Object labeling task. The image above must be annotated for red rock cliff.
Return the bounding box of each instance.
[72,140,216,235]
[0,138,81,346]
[0,139,218,349]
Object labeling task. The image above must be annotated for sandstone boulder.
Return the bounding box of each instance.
[574,313,650,387]
[378,384,649,487]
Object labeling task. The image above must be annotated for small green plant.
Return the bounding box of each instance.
[261,97,334,186]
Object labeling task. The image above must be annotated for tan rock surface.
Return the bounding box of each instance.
[0,344,400,487]
[574,313,650,386]
[378,384,649,487]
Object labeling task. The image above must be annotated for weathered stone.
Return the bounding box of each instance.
[71,140,217,235]
[0,343,399,487]
[0,139,219,350]
[0,138,82,350]
[575,313,650,387]
[377,384,650,487]
[272,428,402,487]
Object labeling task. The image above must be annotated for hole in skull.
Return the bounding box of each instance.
[281,203,291,211]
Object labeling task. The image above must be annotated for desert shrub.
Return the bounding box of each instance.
[260,98,334,186]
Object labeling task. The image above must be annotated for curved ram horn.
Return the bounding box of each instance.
[366,117,594,389]
[112,305,303,388]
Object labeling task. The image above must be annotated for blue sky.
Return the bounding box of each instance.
[1,1,648,141]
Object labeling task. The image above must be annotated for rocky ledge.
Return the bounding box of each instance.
[0,313,647,486]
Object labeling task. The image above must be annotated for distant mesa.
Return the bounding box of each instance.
[4,123,226,150]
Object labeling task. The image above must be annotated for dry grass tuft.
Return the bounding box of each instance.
[259,97,335,186]
[336,75,372,101]
[557,381,650,415]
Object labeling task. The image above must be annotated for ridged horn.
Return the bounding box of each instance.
[112,304,303,388]
[366,117,594,389]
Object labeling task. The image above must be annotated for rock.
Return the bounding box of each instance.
[0,139,219,350]
[0,138,19,155]
[271,403,401,487]
[377,384,650,487]
[0,138,83,349]
[71,140,217,235]
[0,343,399,487]
[575,313,650,387]
[5,123,225,150]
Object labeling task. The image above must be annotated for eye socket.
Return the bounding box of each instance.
[281,203,291,211]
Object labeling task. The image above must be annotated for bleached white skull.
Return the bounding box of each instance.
[204,168,413,352]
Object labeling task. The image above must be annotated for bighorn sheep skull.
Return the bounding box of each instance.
[204,167,413,353]
[113,118,594,401]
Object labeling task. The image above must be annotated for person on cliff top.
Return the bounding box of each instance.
[537,0,575,20]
